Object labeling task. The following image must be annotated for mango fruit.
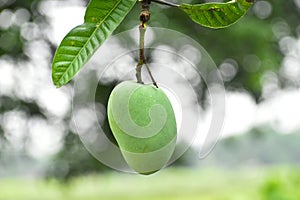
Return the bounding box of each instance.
[107,81,177,174]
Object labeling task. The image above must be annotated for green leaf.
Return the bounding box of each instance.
[52,0,137,88]
[179,0,254,29]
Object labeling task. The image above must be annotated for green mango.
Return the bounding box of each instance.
[107,81,177,175]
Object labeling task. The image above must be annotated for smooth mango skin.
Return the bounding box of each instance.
[107,81,177,175]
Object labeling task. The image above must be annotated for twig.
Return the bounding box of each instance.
[145,62,158,87]
[135,0,158,87]
[151,0,179,7]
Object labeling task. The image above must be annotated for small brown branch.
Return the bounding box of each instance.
[135,0,158,87]
[151,0,179,7]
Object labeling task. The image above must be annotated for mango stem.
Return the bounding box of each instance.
[136,0,158,88]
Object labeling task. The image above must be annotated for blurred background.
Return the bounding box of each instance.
[1,0,300,199]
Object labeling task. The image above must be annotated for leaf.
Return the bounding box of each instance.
[52,0,137,88]
[179,0,254,29]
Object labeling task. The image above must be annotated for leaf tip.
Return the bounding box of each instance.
[53,82,62,88]
[55,84,62,89]
[52,77,63,88]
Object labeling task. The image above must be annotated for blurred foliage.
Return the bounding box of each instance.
[1,167,300,200]
[47,132,111,180]
[0,95,45,117]
[0,0,46,59]
[1,0,300,179]
[202,126,300,167]
[0,168,256,200]
[48,82,116,179]
[261,168,300,200]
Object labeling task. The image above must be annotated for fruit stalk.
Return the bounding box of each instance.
[136,0,158,87]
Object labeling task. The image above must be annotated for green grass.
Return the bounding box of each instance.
[0,166,299,200]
